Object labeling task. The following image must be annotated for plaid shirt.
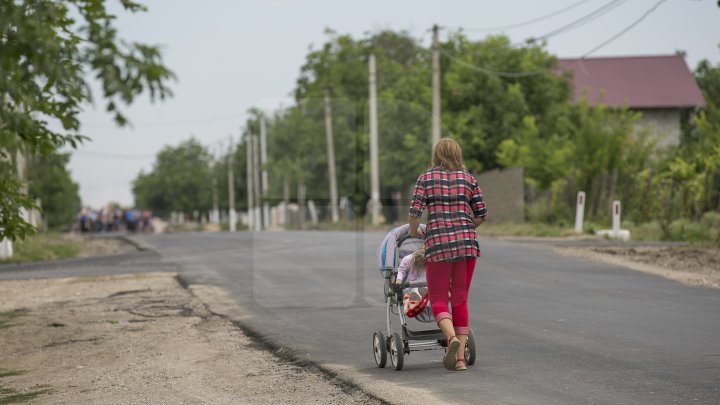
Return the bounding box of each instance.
[409,168,487,263]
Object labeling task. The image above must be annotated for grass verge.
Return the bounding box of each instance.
[0,233,81,265]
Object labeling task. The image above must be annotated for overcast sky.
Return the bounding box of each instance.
[66,0,720,208]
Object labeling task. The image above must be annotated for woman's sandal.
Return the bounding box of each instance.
[443,336,461,370]
[455,358,467,371]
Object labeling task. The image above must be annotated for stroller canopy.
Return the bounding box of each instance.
[376,223,425,275]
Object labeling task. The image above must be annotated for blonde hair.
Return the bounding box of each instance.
[432,138,466,172]
[413,248,426,267]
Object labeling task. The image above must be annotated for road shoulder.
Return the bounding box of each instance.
[0,273,388,404]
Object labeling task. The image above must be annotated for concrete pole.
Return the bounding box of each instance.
[298,181,306,229]
[283,176,289,227]
[227,136,237,232]
[252,133,262,231]
[431,24,441,148]
[323,88,339,223]
[368,54,381,226]
[260,117,270,228]
[211,146,219,224]
[245,134,254,230]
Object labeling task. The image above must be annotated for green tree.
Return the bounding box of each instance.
[1,0,174,240]
[133,138,212,217]
[25,152,81,229]
[442,34,571,173]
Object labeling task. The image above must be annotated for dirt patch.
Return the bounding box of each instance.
[70,235,138,258]
[556,245,720,289]
[0,273,383,404]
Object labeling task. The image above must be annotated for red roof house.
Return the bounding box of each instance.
[556,54,705,146]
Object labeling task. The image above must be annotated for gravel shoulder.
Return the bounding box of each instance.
[555,245,720,289]
[0,273,384,404]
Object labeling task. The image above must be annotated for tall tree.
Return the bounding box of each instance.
[133,139,212,217]
[25,152,81,229]
[442,34,572,174]
[0,0,174,240]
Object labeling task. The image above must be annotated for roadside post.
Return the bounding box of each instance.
[575,191,585,234]
[612,200,621,239]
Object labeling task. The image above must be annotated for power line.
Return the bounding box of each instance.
[83,113,244,128]
[73,150,155,160]
[524,0,628,44]
[440,48,550,78]
[461,0,594,32]
[582,0,669,57]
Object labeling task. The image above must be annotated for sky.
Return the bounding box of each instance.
[66,0,720,208]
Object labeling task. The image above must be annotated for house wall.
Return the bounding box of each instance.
[634,108,681,147]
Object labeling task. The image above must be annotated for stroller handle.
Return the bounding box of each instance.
[396,233,423,248]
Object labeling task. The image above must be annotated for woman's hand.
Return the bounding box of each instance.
[408,216,424,238]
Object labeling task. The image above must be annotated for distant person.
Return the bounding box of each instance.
[408,138,487,371]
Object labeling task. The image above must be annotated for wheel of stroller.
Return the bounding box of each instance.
[465,328,477,366]
[372,331,387,368]
[389,333,405,371]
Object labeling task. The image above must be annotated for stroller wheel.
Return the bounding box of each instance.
[372,331,387,368]
[390,333,405,371]
[465,328,477,366]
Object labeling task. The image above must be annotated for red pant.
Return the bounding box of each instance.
[425,258,476,335]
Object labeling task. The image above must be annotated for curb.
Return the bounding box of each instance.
[117,235,154,252]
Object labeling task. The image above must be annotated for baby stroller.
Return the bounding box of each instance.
[373,224,477,371]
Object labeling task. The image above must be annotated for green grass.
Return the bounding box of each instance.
[478,222,575,238]
[0,386,51,404]
[0,309,29,329]
[0,233,81,265]
[0,370,25,379]
[0,370,50,404]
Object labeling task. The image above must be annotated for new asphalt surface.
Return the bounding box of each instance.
[2,231,718,404]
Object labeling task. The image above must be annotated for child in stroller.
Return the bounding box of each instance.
[394,248,430,319]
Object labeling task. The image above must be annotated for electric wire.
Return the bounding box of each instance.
[460,0,594,32]
[581,0,669,57]
[525,0,628,43]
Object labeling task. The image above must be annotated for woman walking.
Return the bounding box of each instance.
[408,138,487,371]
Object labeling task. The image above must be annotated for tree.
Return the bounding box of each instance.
[25,152,81,229]
[132,139,212,218]
[442,34,571,174]
[1,0,174,240]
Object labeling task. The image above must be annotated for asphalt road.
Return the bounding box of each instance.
[2,231,719,404]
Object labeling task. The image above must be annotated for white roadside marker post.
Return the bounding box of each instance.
[612,200,621,239]
[575,191,586,234]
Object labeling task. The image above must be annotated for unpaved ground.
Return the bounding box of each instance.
[0,273,383,404]
[66,235,139,258]
[556,245,720,289]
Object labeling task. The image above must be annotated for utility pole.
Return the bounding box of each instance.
[431,24,441,148]
[260,117,270,229]
[323,87,339,223]
[211,145,219,224]
[252,133,262,231]
[245,133,254,230]
[368,54,381,226]
[227,136,237,232]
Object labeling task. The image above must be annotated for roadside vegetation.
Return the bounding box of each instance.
[0,233,81,265]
